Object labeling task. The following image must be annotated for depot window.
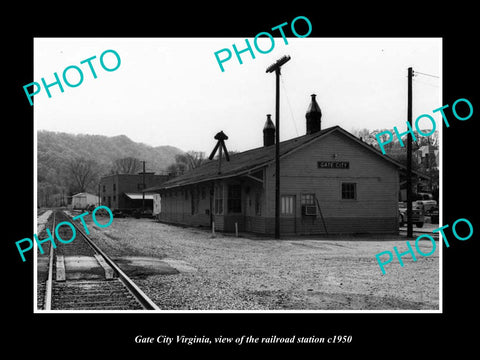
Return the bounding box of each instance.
[301,193,315,205]
[227,184,242,213]
[341,182,356,200]
[214,185,223,215]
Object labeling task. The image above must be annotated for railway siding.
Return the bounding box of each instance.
[38,210,159,311]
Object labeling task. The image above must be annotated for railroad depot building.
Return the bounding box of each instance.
[99,172,168,212]
[148,95,411,235]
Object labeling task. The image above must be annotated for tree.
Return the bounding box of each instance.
[111,157,142,174]
[167,151,207,176]
[67,157,100,194]
[350,127,378,146]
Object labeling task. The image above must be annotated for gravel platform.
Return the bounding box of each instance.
[76,215,439,311]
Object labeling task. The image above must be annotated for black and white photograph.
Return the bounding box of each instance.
[32,37,442,312]
[7,6,478,355]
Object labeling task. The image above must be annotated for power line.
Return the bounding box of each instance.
[414,70,439,79]
[280,76,299,137]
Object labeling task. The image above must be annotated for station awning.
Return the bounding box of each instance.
[124,193,155,200]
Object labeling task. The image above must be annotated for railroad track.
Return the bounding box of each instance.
[42,210,159,311]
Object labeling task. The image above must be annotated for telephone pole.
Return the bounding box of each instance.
[266,55,291,239]
[142,160,146,213]
[407,67,413,238]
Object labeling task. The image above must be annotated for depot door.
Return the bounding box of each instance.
[280,194,296,234]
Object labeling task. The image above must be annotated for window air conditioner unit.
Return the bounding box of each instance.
[302,205,317,216]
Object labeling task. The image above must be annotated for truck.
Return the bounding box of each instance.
[398,201,425,228]
[413,193,437,214]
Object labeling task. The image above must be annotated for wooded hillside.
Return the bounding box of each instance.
[37,130,183,206]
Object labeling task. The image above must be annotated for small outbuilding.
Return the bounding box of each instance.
[71,192,99,210]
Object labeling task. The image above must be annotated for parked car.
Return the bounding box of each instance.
[398,202,425,228]
[132,208,154,219]
[413,193,437,214]
[113,209,126,218]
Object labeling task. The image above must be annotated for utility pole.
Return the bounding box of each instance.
[426,137,433,193]
[266,55,291,239]
[142,160,146,213]
[274,67,281,240]
[407,67,413,238]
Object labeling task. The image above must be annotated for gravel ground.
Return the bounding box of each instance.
[77,215,439,311]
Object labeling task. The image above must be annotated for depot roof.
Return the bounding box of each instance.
[144,126,429,191]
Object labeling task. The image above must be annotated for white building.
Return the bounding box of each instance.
[71,192,99,210]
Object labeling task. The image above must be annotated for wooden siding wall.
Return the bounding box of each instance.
[158,178,264,233]
[157,184,211,228]
[264,132,399,234]
[157,131,399,235]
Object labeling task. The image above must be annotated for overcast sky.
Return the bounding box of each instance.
[34,37,441,154]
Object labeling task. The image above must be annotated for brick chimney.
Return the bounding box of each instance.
[263,114,275,146]
[306,94,322,134]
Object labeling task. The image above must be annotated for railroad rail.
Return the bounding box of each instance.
[42,210,159,310]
